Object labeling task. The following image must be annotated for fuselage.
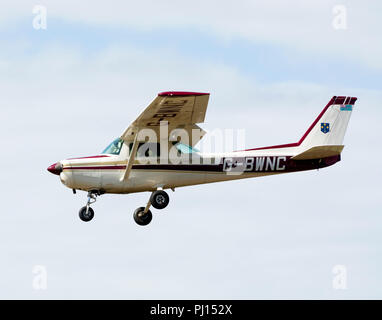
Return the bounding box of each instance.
[55,145,340,194]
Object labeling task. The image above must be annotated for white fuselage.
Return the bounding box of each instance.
[58,144,303,194]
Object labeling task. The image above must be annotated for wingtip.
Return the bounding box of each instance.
[158,91,210,97]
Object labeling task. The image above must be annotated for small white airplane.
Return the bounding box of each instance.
[48,92,357,226]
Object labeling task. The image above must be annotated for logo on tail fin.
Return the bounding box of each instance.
[321,123,330,134]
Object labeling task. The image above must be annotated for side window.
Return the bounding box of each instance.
[129,142,160,157]
[173,142,199,154]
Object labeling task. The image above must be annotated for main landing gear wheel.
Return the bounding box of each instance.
[150,190,170,210]
[133,207,153,226]
[79,206,94,222]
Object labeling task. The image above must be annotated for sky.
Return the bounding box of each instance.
[0,0,381,299]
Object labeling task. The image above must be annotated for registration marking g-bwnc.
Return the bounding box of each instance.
[223,156,287,172]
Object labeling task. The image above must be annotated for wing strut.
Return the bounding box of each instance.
[120,133,139,181]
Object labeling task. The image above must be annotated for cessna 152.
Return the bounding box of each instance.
[47,92,356,226]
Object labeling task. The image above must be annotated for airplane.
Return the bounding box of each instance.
[47,92,357,226]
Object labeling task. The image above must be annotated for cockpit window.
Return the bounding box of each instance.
[174,143,199,154]
[102,138,124,155]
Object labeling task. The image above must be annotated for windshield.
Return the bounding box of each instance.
[175,143,199,154]
[102,138,124,155]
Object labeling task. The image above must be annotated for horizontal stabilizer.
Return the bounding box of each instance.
[292,145,344,160]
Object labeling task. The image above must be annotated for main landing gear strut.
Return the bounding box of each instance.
[133,190,170,226]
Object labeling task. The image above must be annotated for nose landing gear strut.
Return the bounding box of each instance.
[78,191,99,222]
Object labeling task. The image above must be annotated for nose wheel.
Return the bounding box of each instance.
[133,190,170,226]
[79,206,94,222]
[79,192,98,222]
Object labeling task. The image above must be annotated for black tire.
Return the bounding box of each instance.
[133,207,152,226]
[79,206,94,222]
[150,190,169,210]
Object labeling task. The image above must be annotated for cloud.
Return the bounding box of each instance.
[1,40,380,152]
[1,0,382,70]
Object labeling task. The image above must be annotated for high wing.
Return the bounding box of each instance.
[121,91,210,146]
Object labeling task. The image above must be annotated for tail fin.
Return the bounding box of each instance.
[236,96,357,156]
[299,96,356,148]
[291,96,357,159]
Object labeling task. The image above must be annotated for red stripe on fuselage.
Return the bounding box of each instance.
[158,91,209,97]
[68,155,110,160]
[64,165,125,170]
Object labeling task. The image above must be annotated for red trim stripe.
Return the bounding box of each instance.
[158,91,210,97]
[334,96,346,105]
[64,166,125,170]
[68,155,110,160]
